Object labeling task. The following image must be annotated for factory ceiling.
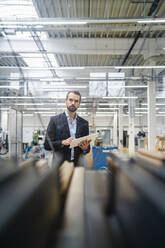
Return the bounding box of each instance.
[0,0,165,121]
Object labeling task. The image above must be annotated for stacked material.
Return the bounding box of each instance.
[1,150,165,248]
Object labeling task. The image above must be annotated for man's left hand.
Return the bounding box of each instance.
[78,139,91,151]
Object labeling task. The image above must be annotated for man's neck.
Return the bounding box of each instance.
[66,110,76,120]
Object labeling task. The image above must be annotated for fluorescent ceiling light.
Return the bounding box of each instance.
[108,85,148,88]
[76,76,145,80]
[115,66,165,69]
[41,114,54,117]
[0,96,43,99]
[41,114,88,117]
[0,66,85,70]
[1,17,165,25]
[136,107,160,110]
[0,96,132,101]
[127,111,148,114]
[99,103,128,106]
[23,114,33,116]
[97,108,119,110]
[57,103,86,106]
[102,96,138,99]
[26,108,53,110]
[96,114,114,116]
[135,107,147,110]
[34,112,55,114]
[0,96,66,99]
[26,107,87,111]
[0,1,32,6]
[0,20,87,25]
[41,86,87,90]
[137,18,165,23]
[15,103,44,106]
[142,103,165,106]
[123,114,143,117]
[135,112,147,114]
[1,65,165,70]
[0,96,127,100]
[96,111,116,114]
[40,78,64,81]
[0,85,21,89]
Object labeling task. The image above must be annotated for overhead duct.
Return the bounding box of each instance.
[119,0,162,71]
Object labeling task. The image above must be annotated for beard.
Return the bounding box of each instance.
[67,105,77,112]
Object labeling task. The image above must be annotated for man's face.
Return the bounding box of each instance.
[66,93,80,113]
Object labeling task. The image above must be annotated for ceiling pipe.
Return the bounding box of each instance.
[143,55,165,65]
[30,31,58,78]
[1,25,165,32]
[119,0,162,71]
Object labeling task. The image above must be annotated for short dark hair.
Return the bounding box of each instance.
[66,91,81,102]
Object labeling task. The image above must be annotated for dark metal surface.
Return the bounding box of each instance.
[107,151,165,248]
[1,153,165,248]
[84,170,114,248]
[0,159,61,248]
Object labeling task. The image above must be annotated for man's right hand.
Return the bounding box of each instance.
[61,137,74,146]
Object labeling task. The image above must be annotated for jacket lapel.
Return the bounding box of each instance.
[62,112,71,137]
[76,115,81,138]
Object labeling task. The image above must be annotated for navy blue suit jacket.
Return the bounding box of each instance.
[44,112,90,165]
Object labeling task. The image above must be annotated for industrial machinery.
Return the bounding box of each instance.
[0,128,8,156]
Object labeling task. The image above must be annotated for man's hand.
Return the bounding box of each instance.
[62,137,74,146]
[78,139,91,151]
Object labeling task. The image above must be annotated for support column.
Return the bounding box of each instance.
[128,91,135,153]
[147,80,156,151]
[113,111,118,146]
[119,106,123,148]
[8,109,23,160]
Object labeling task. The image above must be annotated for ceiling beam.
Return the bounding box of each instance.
[1,25,165,33]
[0,38,164,55]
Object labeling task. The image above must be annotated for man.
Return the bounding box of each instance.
[44,91,91,166]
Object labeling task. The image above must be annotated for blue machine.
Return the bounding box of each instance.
[92,146,118,170]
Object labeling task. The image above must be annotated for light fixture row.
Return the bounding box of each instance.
[0,66,164,70]
[0,17,165,25]
[0,85,148,89]
[0,96,139,99]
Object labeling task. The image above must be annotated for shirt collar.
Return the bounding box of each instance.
[65,111,77,120]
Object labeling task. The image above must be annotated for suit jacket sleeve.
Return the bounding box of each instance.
[44,117,62,151]
[79,119,90,154]
[84,122,90,154]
